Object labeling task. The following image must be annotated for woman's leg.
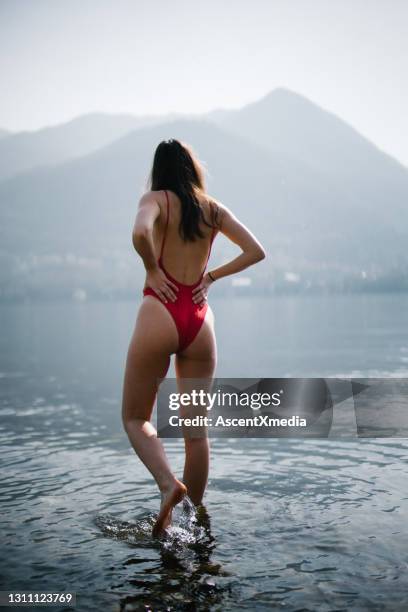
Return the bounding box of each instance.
[121,296,187,534]
[175,306,217,505]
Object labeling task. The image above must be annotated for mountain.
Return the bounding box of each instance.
[0,119,285,297]
[0,121,242,296]
[208,88,408,217]
[0,129,10,140]
[207,88,408,267]
[1,91,408,300]
[208,87,408,172]
[0,111,183,182]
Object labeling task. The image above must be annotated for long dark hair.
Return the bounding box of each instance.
[147,139,214,241]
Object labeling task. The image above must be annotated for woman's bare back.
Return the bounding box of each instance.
[151,189,218,286]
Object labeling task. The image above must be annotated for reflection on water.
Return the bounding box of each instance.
[95,497,227,610]
[1,296,408,610]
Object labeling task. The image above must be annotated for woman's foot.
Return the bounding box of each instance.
[152,478,187,537]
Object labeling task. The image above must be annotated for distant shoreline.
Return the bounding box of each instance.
[2,287,408,304]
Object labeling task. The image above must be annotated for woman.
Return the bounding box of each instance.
[121,138,265,536]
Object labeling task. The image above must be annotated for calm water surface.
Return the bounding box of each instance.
[1,295,408,611]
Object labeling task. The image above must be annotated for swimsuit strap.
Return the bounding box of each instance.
[159,189,170,262]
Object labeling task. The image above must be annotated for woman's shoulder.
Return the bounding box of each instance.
[139,189,166,203]
[143,189,167,199]
[205,194,230,229]
[139,189,168,214]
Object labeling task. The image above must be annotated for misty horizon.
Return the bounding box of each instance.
[1,0,408,165]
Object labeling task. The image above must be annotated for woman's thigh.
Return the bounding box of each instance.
[175,306,217,437]
[122,296,179,422]
[175,305,217,377]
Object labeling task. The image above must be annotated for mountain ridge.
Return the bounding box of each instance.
[1,90,408,299]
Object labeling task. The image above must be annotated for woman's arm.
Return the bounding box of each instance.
[132,192,178,303]
[207,204,266,281]
[192,203,266,306]
[132,192,161,271]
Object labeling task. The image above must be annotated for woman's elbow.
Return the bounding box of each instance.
[253,245,266,263]
[244,245,265,264]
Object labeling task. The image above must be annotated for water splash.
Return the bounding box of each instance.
[94,495,207,551]
[94,513,154,547]
[161,495,207,550]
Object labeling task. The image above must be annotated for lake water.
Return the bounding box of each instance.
[1,294,408,611]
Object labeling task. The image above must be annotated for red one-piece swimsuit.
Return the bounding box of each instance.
[143,190,217,353]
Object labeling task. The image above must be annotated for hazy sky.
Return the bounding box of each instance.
[1,0,408,165]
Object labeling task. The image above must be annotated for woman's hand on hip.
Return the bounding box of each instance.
[145,267,178,303]
[192,273,214,307]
